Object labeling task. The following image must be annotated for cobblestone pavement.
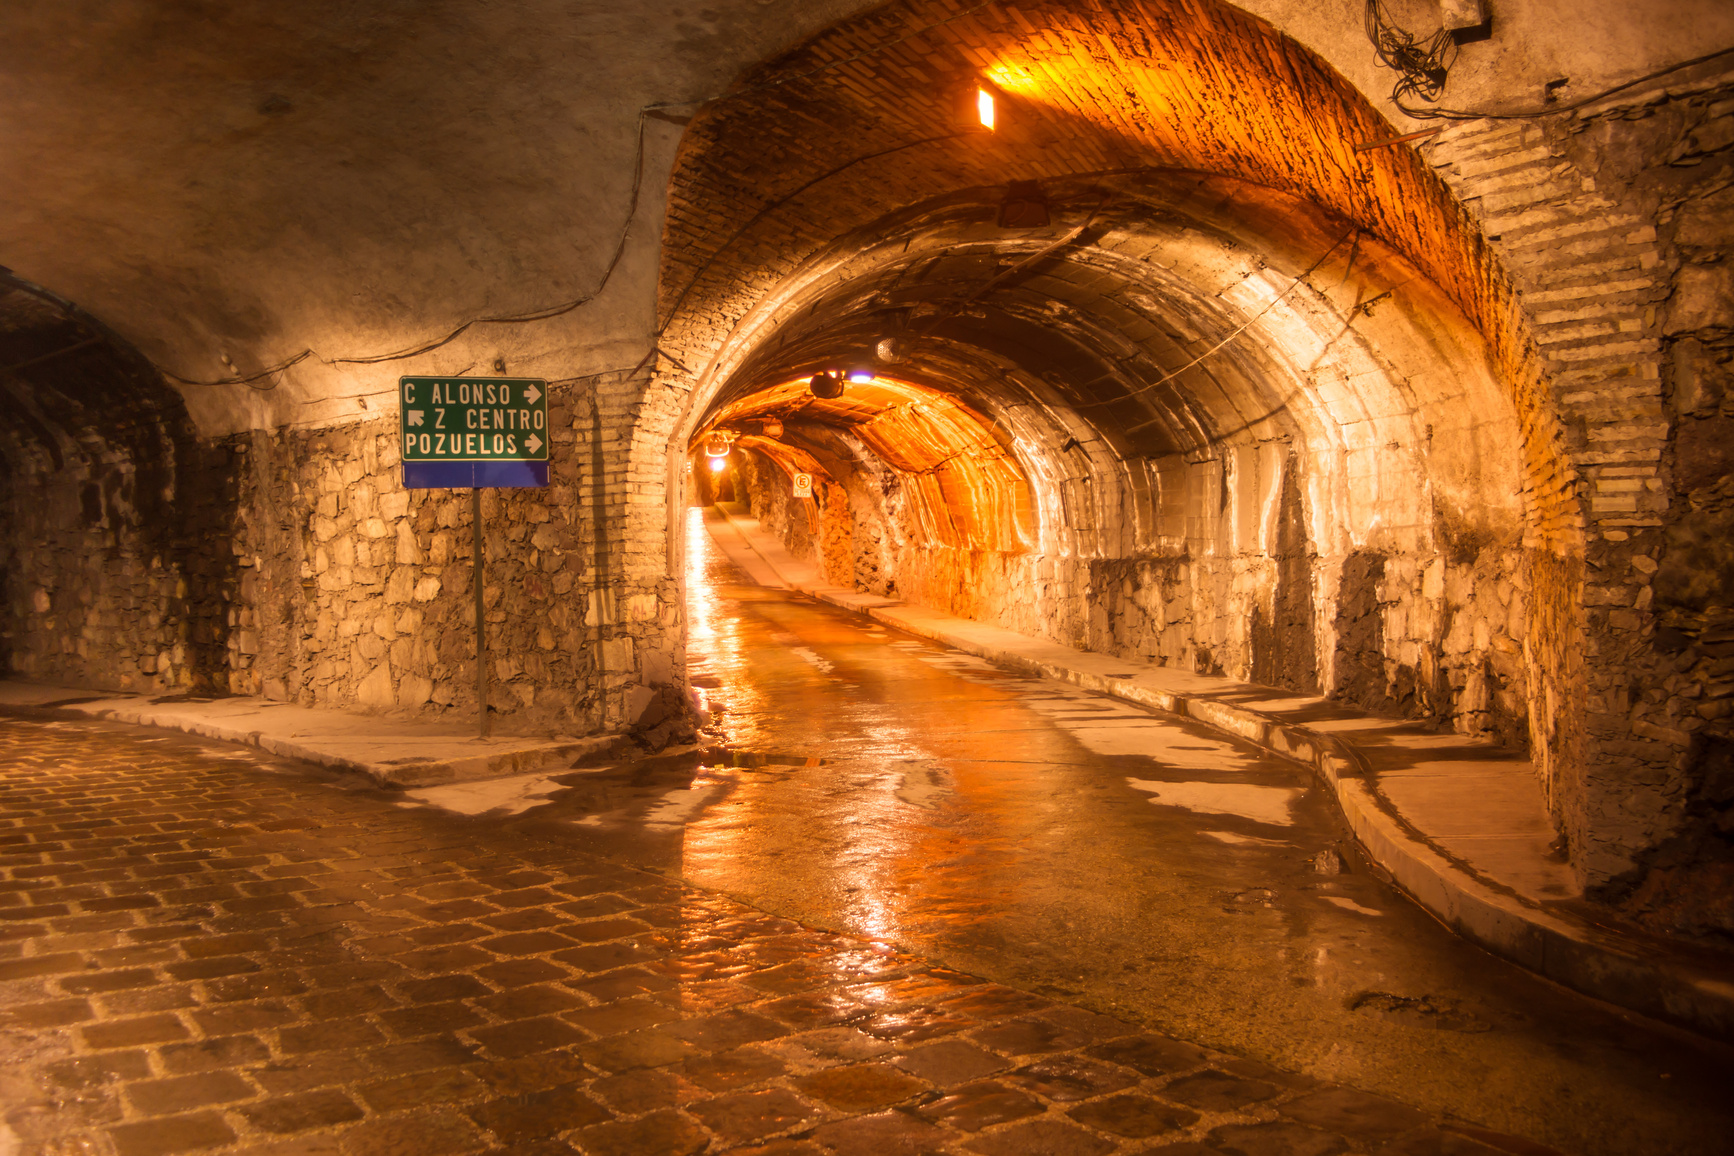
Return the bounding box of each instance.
[0,714,1566,1156]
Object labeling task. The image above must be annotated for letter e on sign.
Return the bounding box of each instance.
[792,472,813,499]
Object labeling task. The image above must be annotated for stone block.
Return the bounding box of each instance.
[355,664,394,707]
[601,637,634,672]
[414,577,443,602]
[386,568,416,604]
[398,673,434,708]
[1665,264,1734,335]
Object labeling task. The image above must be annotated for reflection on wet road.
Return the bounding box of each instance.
[401,509,1734,1155]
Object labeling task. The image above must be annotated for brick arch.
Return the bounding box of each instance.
[643,0,1583,844]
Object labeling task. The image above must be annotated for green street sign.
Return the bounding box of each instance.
[399,376,549,463]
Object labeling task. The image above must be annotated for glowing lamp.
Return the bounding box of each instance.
[707,456,726,473]
[976,87,995,130]
[703,435,730,457]
[847,369,875,383]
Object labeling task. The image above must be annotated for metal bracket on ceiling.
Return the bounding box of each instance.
[999,181,1050,229]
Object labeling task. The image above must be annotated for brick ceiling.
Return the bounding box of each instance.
[665,0,1544,554]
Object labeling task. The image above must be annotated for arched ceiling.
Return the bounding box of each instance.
[685,168,1520,562]
[657,0,1560,534]
[0,0,873,432]
[1,0,1724,444]
[656,0,1608,571]
[0,273,191,484]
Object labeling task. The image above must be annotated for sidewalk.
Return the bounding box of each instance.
[706,504,1734,1042]
[0,682,623,788]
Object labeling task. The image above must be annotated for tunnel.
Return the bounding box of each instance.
[658,0,1568,842]
[680,177,1527,721]
[4,2,1734,1151]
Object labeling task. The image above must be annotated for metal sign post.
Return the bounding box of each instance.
[398,376,551,739]
[473,487,487,738]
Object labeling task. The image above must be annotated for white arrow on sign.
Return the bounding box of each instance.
[522,383,542,405]
[523,434,543,455]
[407,410,425,427]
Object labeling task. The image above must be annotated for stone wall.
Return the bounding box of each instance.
[1424,70,1734,922]
[733,432,1531,753]
[0,382,245,698]
[3,371,685,742]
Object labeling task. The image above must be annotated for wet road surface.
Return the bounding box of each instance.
[0,508,1728,1154]
[449,508,1731,1155]
[2,716,1568,1156]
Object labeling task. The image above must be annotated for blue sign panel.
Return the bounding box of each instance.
[402,461,550,489]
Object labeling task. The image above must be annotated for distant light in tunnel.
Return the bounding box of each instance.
[976,87,995,129]
[848,369,876,383]
[707,456,726,473]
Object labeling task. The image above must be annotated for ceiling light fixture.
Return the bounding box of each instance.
[976,86,996,130]
[847,369,875,383]
[809,371,844,399]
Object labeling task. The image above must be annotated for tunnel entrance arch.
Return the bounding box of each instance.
[677,175,1525,722]
[0,272,247,696]
[644,0,1587,873]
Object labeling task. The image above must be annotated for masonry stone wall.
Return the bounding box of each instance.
[0,426,244,698]
[3,371,685,743]
[733,430,1533,756]
[1423,71,1734,929]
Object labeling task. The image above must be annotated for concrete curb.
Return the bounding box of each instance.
[711,508,1734,1041]
[0,687,626,789]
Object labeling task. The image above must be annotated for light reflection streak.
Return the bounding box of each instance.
[681,511,1119,951]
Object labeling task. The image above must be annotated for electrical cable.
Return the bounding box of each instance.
[1365,0,1457,109]
[1367,0,1734,122]
[1069,227,1360,411]
[910,193,1114,340]
[165,113,652,390]
[1403,45,1734,121]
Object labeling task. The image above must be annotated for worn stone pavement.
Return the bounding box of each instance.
[0,714,1556,1156]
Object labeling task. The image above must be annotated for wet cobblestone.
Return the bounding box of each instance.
[0,715,1556,1156]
